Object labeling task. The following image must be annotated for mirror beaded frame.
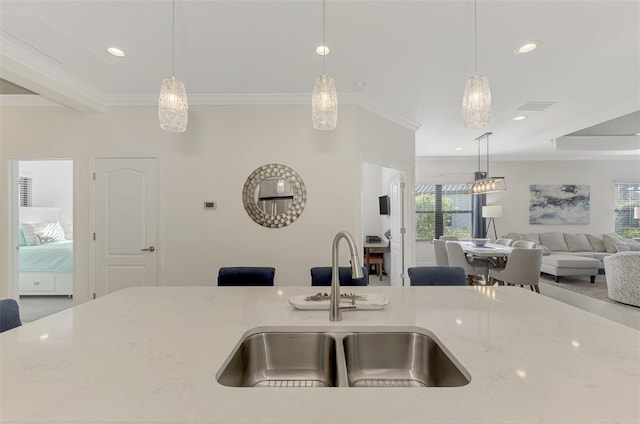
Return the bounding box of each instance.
[242,163,307,228]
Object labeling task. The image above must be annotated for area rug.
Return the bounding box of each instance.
[539,273,639,311]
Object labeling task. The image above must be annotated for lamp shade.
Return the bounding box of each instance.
[482,205,503,218]
[312,74,338,130]
[634,206,640,219]
[462,74,491,130]
[159,76,188,132]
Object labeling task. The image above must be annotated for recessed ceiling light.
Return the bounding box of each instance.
[513,115,527,121]
[455,147,463,151]
[515,41,540,55]
[107,47,125,57]
[315,45,330,56]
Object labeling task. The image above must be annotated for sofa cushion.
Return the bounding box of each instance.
[539,232,568,251]
[586,234,606,252]
[542,254,599,268]
[615,241,640,252]
[593,252,612,262]
[602,233,624,253]
[564,233,593,252]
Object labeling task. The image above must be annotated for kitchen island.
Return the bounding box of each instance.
[1,286,638,423]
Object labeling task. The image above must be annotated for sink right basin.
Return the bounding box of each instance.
[342,331,470,387]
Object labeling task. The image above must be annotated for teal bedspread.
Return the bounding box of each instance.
[19,241,73,273]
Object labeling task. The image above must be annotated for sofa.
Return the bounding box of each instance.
[505,232,640,283]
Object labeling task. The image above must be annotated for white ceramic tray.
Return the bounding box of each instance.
[288,293,390,310]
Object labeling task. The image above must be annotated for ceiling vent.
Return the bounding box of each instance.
[517,102,556,111]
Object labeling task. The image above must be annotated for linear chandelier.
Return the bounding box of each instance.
[468,132,506,194]
[159,0,188,132]
[311,0,338,130]
[462,0,491,130]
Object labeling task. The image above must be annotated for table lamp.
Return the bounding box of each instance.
[482,205,503,240]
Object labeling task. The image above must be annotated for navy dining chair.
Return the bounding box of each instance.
[217,267,276,286]
[310,267,368,286]
[0,299,22,333]
[407,266,467,286]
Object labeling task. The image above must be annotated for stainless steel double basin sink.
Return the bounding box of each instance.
[216,326,470,388]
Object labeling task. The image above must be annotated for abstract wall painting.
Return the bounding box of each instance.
[529,185,590,225]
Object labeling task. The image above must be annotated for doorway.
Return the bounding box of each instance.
[14,159,74,322]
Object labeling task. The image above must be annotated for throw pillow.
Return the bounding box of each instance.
[34,222,66,244]
[586,234,606,252]
[602,233,624,253]
[539,232,568,251]
[21,223,44,245]
[564,233,592,252]
[524,233,541,244]
[18,224,27,247]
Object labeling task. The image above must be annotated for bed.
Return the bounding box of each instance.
[19,207,73,296]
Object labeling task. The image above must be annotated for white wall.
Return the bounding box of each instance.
[0,104,415,300]
[415,157,640,265]
[19,160,73,238]
[361,163,390,239]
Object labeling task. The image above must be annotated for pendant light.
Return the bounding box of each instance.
[159,0,188,132]
[467,132,506,194]
[312,0,337,130]
[462,0,491,130]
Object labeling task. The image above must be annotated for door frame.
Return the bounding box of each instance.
[5,158,76,301]
[90,156,161,298]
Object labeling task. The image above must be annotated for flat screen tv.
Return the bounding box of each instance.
[379,195,390,215]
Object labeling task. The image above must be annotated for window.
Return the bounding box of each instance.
[614,182,640,238]
[18,177,32,207]
[416,184,472,241]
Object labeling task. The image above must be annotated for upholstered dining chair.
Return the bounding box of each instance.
[488,248,543,293]
[511,240,537,249]
[310,267,368,286]
[217,267,275,286]
[408,266,467,286]
[433,240,449,266]
[445,241,489,284]
[495,238,514,246]
[439,235,459,241]
[0,299,22,333]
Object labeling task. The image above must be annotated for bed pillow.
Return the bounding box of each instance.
[34,222,66,244]
[21,223,43,245]
[18,225,27,246]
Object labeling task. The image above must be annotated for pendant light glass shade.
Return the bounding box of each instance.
[159,0,187,133]
[462,74,491,130]
[159,76,188,132]
[312,74,337,130]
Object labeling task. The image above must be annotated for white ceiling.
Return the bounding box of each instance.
[1,0,639,160]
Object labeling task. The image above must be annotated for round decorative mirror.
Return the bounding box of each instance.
[242,163,307,228]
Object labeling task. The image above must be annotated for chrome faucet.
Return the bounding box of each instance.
[330,231,364,322]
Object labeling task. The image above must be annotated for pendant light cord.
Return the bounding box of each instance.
[474,0,478,75]
[171,0,176,76]
[322,0,326,75]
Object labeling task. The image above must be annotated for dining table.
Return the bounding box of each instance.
[455,241,513,268]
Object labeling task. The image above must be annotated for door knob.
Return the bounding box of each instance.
[141,246,155,252]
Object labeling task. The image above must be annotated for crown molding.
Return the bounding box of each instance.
[0,35,420,132]
[0,95,61,107]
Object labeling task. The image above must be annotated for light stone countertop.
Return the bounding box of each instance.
[1,286,639,423]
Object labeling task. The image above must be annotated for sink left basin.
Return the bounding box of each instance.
[216,331,338,387]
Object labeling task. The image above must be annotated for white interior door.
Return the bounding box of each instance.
[389,178,407,286]
[94,158,157,297]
